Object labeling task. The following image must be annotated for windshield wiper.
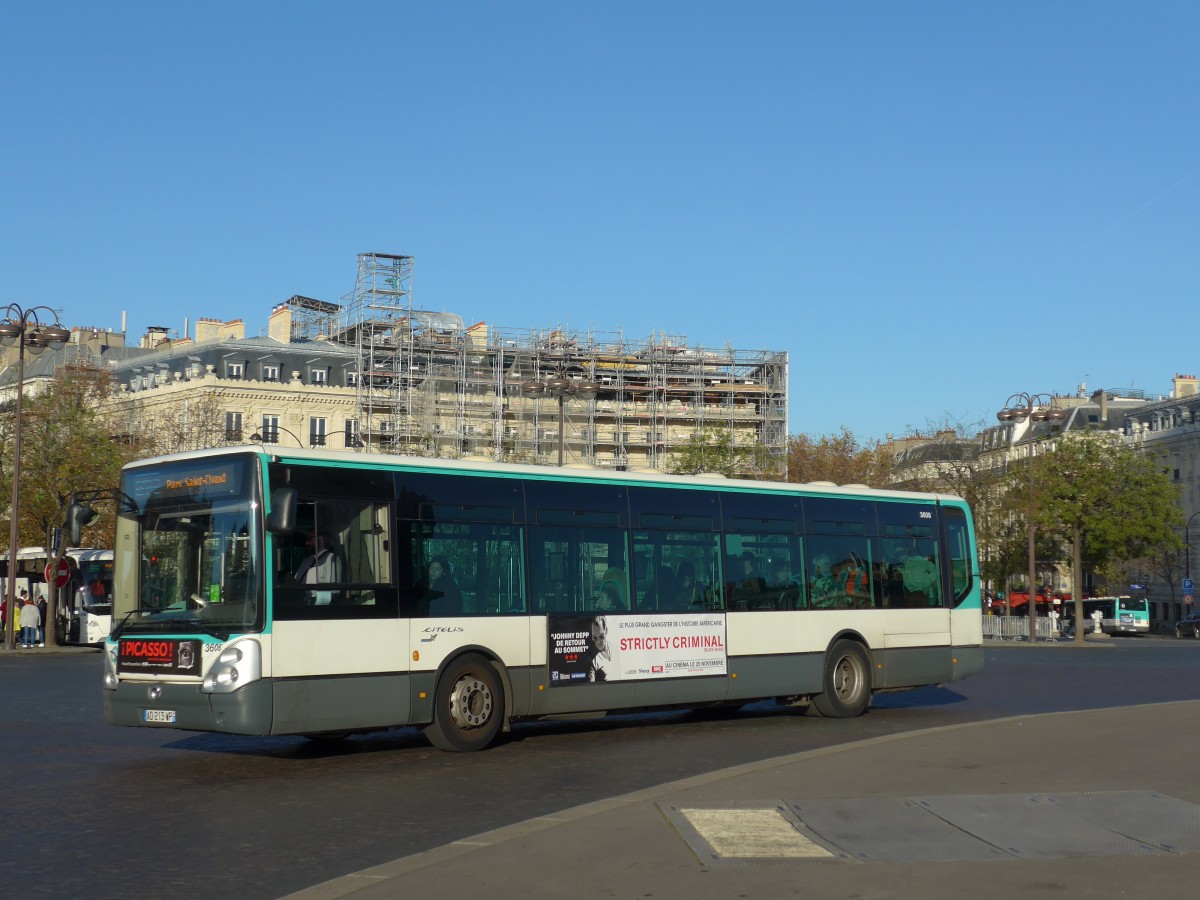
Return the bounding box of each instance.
[193,622,232,641]
[110,609,141,641]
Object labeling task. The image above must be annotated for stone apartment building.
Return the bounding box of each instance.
[886,377,1200,630]
[2,258,788,475]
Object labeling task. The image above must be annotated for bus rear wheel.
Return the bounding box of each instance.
[425,654,504,752]
[811,640,871,718]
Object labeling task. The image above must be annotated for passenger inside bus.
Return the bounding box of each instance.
[595,567,626,611]
[422,556,462,616]
[769,560,802,610]
[809,553,840,608]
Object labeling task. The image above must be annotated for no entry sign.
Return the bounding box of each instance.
[45,558,70,589]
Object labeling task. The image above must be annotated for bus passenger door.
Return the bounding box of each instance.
[878,525,953,687]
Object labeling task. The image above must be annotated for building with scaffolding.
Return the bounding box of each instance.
[318,253,788,469]
[89,251,787,472]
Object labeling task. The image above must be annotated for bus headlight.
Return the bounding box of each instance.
[103,642,119,691]
[201,639,262,694]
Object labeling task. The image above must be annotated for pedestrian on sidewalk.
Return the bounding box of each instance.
[36,593,47,645]
[20,595,42,648]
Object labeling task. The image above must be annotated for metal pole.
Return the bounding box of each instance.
[557,392,565,467]
[997,392,1063,644]
[1027,434,1037,643]
[4,335,25,651]
[1186,511,1200,581]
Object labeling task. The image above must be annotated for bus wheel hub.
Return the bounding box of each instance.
[449,676,492,729]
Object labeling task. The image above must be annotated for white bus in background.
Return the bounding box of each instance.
[66,549,114,644]
[0,547,113,645]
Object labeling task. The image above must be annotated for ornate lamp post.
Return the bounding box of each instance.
[997,393,1065,643]
[521,365,599,467]
[1,305,71,651]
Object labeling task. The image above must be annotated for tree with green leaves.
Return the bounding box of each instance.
[1035,431,1182,644]
[0,363,134,646]
[668,424,777,479]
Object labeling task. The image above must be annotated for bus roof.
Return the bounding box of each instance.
[123,443,969,507]
[0,547,110,562]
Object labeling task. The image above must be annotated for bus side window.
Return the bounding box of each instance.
[723,533,801,611]
[529,524,627,614]
[807,536,875,609]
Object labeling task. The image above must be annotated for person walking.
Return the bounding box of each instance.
[20,595,42,648]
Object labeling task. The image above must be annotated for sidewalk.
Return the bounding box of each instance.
[288,700,1200,900]
[0,642,98,655]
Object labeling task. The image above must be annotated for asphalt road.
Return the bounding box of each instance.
[5,638,1200,899]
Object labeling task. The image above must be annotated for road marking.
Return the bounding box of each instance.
[679,807,833,858]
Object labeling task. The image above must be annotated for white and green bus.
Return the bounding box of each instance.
[101,447,983,751]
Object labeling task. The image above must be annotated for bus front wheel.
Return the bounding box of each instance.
[810,640,871,718]
[425,654,505,752]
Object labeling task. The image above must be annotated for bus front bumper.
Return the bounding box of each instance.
[104,678,273,735]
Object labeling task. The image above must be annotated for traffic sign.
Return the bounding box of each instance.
[45,558,70,589]
[1184,579,1194,594]
[1186,595,1194,605]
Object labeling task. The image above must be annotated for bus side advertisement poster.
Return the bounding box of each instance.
[548,614,727,686]
[118,639,202,676]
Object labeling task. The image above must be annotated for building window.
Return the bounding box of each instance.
[227,362,244,380]
[310,417,327,447]
[225,412,242,442]
[262,415,280,443]
[344,419,361,447]
[310,368,328,385]
[262,364,279,382]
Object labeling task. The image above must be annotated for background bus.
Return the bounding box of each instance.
[1063,596,1149,636]
[0,547,113,645]
[103,447,983,750]
[65,549,114,644]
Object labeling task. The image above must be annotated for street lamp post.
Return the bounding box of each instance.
[521,366,599,467]
[1,305,71,651]
[1182,510,1200,623]
[1185,510,1200,582]
[250,425,304,447]
[997,393,1065,643]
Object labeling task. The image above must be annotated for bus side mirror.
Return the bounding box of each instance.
[266,487,298,534]
[65,501,99,546]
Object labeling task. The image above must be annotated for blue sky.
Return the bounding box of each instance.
[3,2,1197,440]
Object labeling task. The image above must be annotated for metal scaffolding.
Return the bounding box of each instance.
[335,252,788,471]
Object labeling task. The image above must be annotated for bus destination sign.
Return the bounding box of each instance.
[126,457,247,508]
[160,466,236,496]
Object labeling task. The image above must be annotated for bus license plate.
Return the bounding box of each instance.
[144,709,176,724]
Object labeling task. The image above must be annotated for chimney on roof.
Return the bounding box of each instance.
[269,304,293,343]
[1174,373,1198,399]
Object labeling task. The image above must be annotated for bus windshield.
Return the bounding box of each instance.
[113,455,263,638]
